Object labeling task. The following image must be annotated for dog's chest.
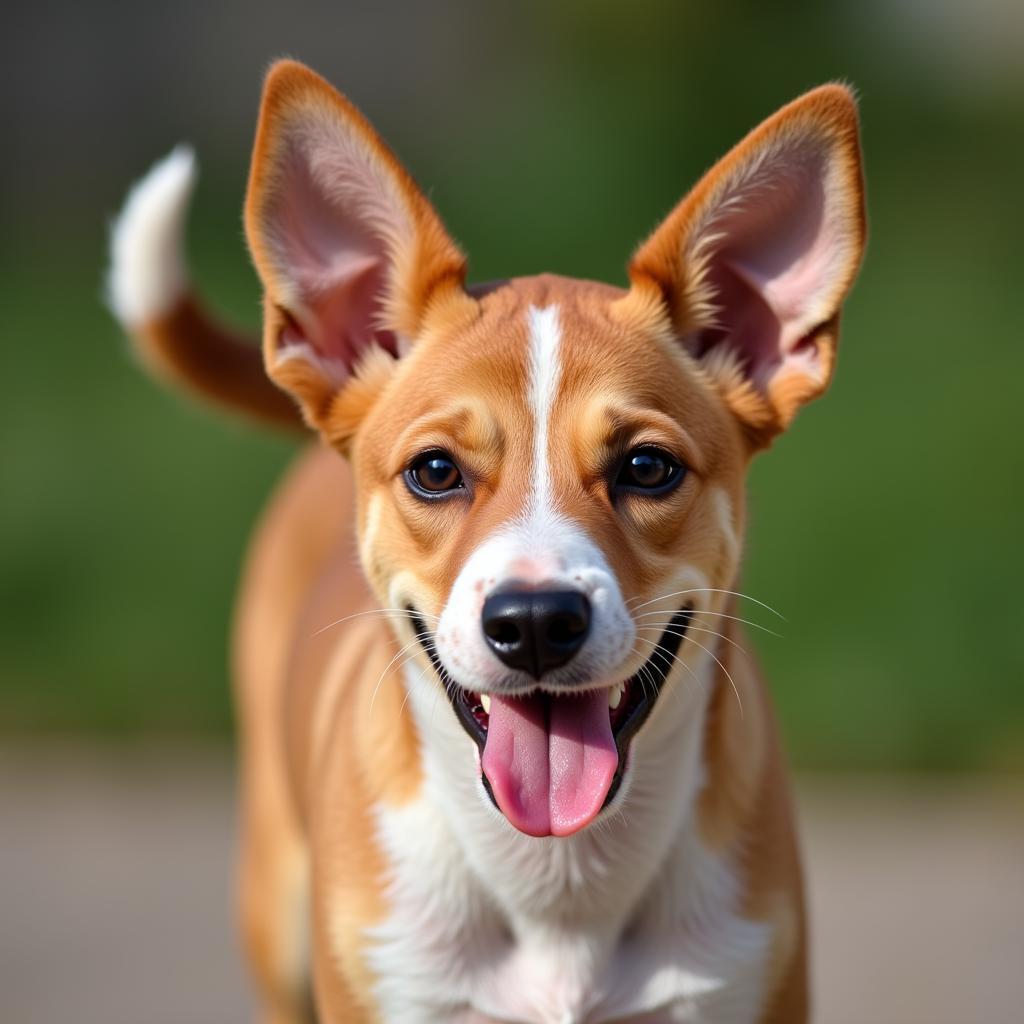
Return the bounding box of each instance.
[355,795,772,1024]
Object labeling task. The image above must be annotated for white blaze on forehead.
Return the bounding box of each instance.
[526,305,562,518]
[431,300,636,692]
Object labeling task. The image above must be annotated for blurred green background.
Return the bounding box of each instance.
[2,0,1022,771]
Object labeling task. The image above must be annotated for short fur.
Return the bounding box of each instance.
[109,61,865,1023]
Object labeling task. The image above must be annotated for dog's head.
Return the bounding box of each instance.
[244,61,865,837]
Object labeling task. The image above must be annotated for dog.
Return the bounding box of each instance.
[108,60,865,1023]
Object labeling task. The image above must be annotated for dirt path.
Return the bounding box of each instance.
[2,746,1021,1023]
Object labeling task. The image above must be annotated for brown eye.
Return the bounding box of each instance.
[407,451,464,496]
[615,446,685,495]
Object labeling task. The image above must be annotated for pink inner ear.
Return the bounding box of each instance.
[694,146,843,391]
[269,140,399,373]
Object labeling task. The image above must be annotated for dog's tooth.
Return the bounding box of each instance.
[480,693,491,714]
[608,684,623,710]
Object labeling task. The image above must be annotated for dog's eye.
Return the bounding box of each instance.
[615,446,685,495]
[407,451,464,496]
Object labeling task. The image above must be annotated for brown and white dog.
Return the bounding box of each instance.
[108,61,865,1023]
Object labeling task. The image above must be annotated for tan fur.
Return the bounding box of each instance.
[134,296,302,429]
[116,61,866,1023]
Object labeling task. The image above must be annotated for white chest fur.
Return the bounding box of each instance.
[339,663,772,1024]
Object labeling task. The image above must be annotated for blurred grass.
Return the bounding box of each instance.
[1,0,1022,769]
[0,216,295,733]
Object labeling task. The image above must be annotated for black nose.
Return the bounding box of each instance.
[481,587,592,679]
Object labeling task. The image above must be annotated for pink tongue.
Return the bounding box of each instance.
[481,690,619,837]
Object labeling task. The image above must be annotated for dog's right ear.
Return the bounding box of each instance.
[245,60,476,435]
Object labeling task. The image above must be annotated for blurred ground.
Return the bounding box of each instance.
[2,745,1021,1024]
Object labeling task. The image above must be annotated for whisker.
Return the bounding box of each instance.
[633,609,782,637]
[312,606,439,639]
[400,663,433,724]
[628,646,673,719]
[634,629,745,717]
[638,644,695,715]
[632,635,689,672]
[631,649,656,703]
[635,623,749,657]
[367,632,433,721]
[400,653,454,734]
[627,588,785,620]
[631,639,706,702]
[682,635,744,718]
[401,659,455,738]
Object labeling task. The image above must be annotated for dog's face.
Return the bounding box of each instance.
[348,282,751,836]
[244,62,865,837]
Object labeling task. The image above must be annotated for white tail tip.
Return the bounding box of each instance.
[107,145,197,328]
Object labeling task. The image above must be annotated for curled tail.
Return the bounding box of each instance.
[107,147,303,431]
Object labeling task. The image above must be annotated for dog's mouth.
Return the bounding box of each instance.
[409,605,693,838]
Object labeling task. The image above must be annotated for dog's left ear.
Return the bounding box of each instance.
[245,60,476,434]
[620,84,866,446]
